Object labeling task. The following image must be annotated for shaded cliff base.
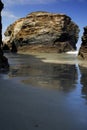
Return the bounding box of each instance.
[0,46,9,72]
[78,45,87,60]
[78,26,87,60]
[18,43,74,53]
[0,54,9,72]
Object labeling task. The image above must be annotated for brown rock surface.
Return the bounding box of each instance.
[78,26,87,59]
[4,11,79,53]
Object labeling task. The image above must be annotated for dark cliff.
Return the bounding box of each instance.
[78,26,87,59]
[0,0,9,71]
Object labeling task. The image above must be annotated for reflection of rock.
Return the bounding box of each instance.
[4,11,79,53]
[8,54,77,92]
[22,64,77,92]
[78,26,87,59]
[79,66,87,100]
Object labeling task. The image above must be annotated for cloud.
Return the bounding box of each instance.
[2,0,57,6]
[2,0,86,6]
[2,10,18,19]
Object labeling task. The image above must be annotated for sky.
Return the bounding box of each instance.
[1,0,87,50]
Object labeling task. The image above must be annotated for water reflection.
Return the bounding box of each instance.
[4,53,87,101]
[7,53,77,92]
[21,64,77,92]
[1,53,87,130]
[79,66,87,101]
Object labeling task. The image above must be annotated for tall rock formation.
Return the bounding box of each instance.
[0,0,9,71]
[4,11,79,53]
[0,0,3,46]
[78,26,87,59]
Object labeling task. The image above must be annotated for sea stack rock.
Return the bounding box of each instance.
[78,26,87,59]
[0,0,9,71]
[4,11,79,53]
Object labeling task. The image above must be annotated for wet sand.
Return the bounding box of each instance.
[0,77,87,130]
[18,51,87,66]
[0,52,87,130]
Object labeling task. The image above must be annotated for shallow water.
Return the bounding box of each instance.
[0,52,87,130]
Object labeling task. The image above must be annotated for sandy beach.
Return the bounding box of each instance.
[0,52,87,130]
[0,78,71,130]
[0,77,87,130]
[18,51,87,67]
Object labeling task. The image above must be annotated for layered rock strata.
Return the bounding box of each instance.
[4,11,79,53]
[78,26,87,59]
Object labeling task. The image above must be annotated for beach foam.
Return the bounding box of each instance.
[66,50,78,55]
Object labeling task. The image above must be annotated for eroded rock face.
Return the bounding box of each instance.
[4,11,79,53]
[78,26,87,59]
